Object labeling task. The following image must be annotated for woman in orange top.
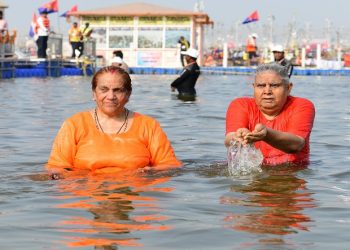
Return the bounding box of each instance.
[47,66,182,179]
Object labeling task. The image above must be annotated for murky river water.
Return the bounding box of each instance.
[0,74,349,249]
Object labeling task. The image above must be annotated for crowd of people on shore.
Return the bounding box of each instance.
[36,10,93,59]
[9,9,93,59]
[204,44,296,69]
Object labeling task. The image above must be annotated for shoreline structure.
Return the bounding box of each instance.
[1,58,350,79]
[1,1,350,78]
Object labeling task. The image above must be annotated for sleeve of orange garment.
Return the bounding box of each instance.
[46,120,77,173]
[147,119,182,169]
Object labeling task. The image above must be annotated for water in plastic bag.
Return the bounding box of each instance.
[227,140,263,176]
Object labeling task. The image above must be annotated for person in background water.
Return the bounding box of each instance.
[68,22,82,58]
[0,10,8,35]
[170,48,200,101]
[111,50,129,73]
[79,22,93,57]
[272,44,294,78]
[36,10,50,58]
[246,33,258,66]
[225,62,315,166]
[178,36,190,67]
[110,56,124,69]
[47,66,181,179]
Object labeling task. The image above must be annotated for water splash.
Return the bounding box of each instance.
[227,140,263,176]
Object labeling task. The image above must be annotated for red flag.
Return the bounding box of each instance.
[38,0,59,14]
[242,10,259,24]
[70,5,78,13]
[29,12,38,37]
[60,5,78,17]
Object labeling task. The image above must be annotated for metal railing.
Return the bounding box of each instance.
[1,34,97,78]
[0,42,14,58]
[0,30,16,58]
[47,33,63,58]
[82,38,96,59]
[0,31,16,78]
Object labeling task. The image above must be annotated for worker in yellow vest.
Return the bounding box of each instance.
[79,22,93,57]
[69,22,82,58]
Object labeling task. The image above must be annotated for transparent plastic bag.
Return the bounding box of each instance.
[227,140,263,176]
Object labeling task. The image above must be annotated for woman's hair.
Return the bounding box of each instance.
[255,62,290,84]
[91,66,132,92]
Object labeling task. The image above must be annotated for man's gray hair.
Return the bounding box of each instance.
[255,62,290,83]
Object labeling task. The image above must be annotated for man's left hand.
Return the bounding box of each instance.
[244,123,267,143]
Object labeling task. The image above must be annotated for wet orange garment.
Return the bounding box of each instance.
[47,111,182,173]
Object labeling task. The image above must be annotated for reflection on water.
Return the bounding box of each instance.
[53,172,173,249]
[1,75,350,249]
[222,167,314,236]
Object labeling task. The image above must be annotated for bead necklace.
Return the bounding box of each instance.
[94,108,129,134]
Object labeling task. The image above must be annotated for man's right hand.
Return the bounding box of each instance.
[225,128,250,147]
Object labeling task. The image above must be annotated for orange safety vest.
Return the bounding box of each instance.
[246,37,256,52]
[36,16,50,33]
[42,17,50,28]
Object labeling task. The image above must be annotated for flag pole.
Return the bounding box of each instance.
[246,24,252,35]
[57,13,61,34]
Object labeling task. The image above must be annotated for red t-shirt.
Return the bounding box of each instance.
[226,96,315,165]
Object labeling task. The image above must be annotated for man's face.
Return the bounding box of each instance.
[253,71,292,116]
[273,51,284,61]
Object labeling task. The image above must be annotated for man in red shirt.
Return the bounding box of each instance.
[225,63,315,166]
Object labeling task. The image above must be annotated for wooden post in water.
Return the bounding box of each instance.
[316,43,321,69]
[223,42,228,68]
[337,48,342,68]
[301,47,306,68]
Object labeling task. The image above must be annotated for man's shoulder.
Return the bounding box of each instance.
[230,97,255,107]
[186,62,200,71]
[281,58,292,65]
[287,96,315,111]
[289,96,313,105]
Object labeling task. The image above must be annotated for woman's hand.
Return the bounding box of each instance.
[50,172,62,180]
[136,166,153,174]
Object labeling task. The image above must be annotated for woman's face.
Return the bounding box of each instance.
[253,71,292,116]
[92,72,130,116]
